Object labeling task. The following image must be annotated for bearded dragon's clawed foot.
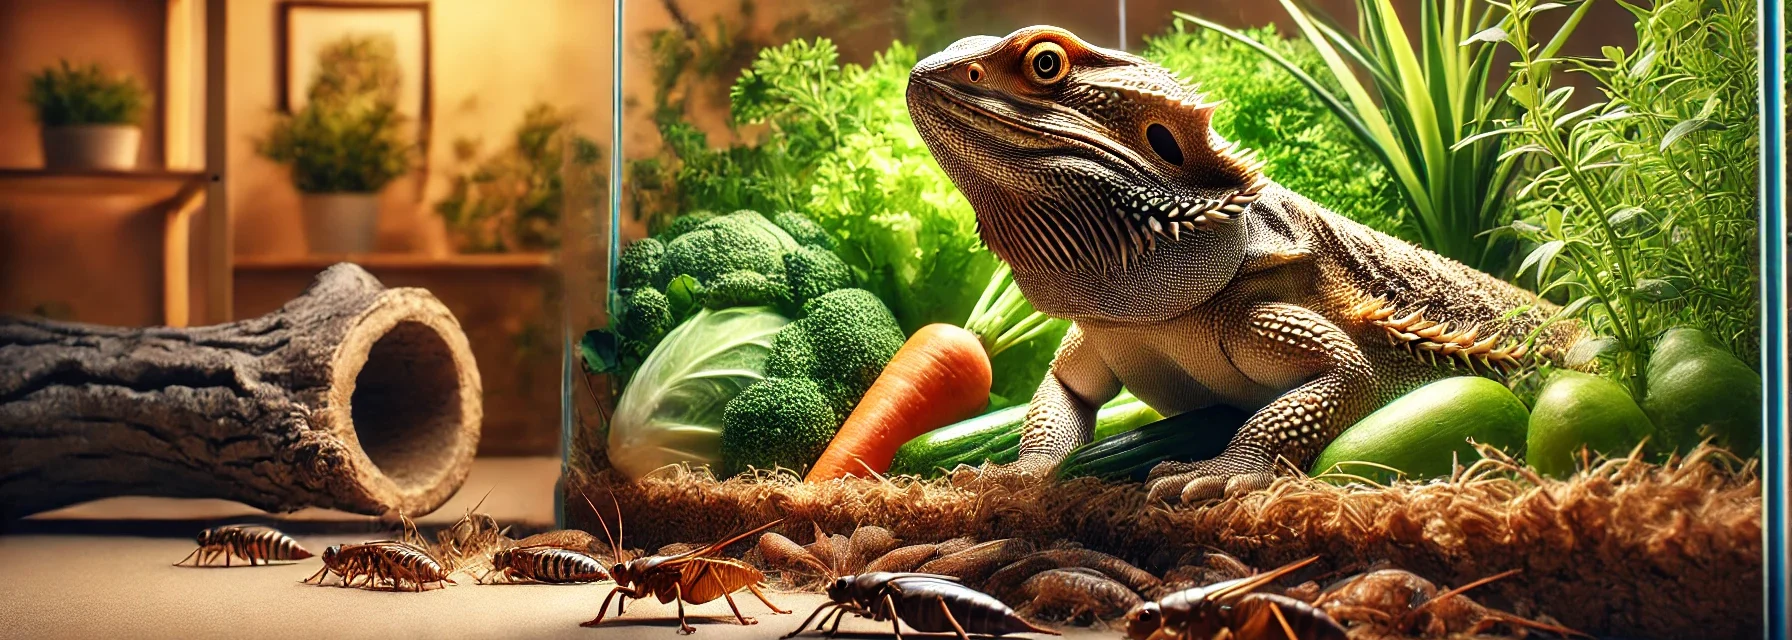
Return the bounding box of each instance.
[954,455,1058,491]
[1144,457,1275,504]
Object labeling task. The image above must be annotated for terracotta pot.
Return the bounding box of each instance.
[301,193,381,254]
[40,124,140,171]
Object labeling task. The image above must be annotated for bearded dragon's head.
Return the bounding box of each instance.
[908,26,1268,323]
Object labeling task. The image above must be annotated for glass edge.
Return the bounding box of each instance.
[1762,0,1787,634]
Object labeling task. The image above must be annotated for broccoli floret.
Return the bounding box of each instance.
[719,377,839,476]
[771,211,835,250]
[717,288,906,476]
[618,287,673,347]
[781,288,906,417]
[702,270,793,310]
[663,211,799,285]
[617,238,667,292]
[655,209,719,242]
[784,244,852,304]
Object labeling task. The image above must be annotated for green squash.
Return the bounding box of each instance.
[1643,328,1761,456]
[1309,376,1528,484]
[1526,370,1655,477]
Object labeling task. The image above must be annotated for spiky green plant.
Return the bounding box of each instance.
[1177,0,1587,272]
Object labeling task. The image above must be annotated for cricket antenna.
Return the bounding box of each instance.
[578,486,622,563]
[469,485,496,514]
[611,492,626,561]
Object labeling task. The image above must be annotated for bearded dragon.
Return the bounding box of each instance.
[906,26,1583,503]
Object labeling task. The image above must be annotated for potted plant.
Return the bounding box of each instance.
[26,60,150,171]
[257,35,411,254]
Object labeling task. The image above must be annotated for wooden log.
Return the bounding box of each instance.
[0,263,482,519]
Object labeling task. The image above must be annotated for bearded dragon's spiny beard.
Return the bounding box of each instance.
[908,26,1269,322]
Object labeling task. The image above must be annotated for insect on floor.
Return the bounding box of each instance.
[0,535,1107,639]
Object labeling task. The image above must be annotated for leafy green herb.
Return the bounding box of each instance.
[26,60,149,127]
[1498,0,1759,397]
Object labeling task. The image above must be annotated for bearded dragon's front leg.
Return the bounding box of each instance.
[1145,303,1379,504]
[992,323,1121,481]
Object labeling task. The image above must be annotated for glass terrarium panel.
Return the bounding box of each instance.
[563,1,1771,638]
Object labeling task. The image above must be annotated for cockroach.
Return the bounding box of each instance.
[1315,568,1590,638]
[576,492,791,634]
[302,540,458,592]
[1123,557,1347,640]
[784,572,1058,640]
[174,524,313,567]
[484,545,609,584]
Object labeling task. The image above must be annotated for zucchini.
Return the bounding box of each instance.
[888,392,1162,477]
[1056,405,1249,482]
[1309,376,1528,484]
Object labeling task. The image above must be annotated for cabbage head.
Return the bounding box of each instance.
[606,305,791,479]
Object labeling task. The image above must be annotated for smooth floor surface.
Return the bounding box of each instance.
[0,458,1106,639]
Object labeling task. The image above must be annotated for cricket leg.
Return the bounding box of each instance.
[725,593,758,625]
[748,584,792,614]
[581,587,624,627]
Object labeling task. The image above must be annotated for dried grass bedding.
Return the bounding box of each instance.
[566,446,1760,639]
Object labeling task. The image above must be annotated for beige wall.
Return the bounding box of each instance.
[227,0,613,258]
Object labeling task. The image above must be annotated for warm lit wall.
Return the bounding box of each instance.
[226,0,613,258]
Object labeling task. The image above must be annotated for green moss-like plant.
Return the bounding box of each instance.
[26,60,149,127]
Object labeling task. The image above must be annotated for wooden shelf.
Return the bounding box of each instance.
[0,168,209,200]
[233,252,556,271]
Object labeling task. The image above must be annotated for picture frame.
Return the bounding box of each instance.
[276,1,432,154]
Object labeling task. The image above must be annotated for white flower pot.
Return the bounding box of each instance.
[301,193,381,254]
[40,124,141,171]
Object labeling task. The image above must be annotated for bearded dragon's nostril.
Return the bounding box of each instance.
[967,63,985,83]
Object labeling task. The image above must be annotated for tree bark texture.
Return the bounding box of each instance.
[0,263,482,519]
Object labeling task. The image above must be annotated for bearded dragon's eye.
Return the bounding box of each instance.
[1025,41,1068,85]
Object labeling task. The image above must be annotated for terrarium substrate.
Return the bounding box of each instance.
[568,446,1760,640]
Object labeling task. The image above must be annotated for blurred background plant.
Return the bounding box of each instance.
[434,103,602,252]
[26,59,149,126]
[1178,0,1585,274]
[1496,0,1758,398]
[1142,21,1405,238]
[257,34,412,193]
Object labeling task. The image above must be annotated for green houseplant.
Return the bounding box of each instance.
[434,103,601,253]
[257,35,412,253]
[26,60,151,171]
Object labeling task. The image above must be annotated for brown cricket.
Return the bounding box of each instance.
[1123,556,1347,640]
[783,572,1059,640]
[577,492,790,634]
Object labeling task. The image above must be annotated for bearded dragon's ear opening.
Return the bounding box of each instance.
[1146,123,1184,166]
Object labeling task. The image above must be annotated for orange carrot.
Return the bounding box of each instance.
[805,323,993,482]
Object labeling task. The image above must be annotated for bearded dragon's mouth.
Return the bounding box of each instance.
[912,79,1158,182]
